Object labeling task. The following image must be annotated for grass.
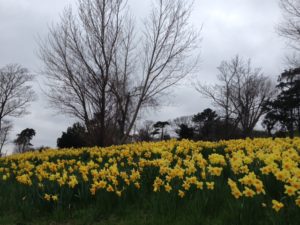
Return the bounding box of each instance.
[0,189,295,225]
[0,206,240,225]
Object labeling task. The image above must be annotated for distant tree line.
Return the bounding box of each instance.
[135,108,267,143]
[56,55,300,147]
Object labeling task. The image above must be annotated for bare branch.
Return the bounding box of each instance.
[0,64,35,154]
[195,55,275,137]
[39,0,201,145]
[278,0,300,50]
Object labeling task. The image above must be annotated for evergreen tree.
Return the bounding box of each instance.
[14,128,36,153]
[192,108,219,140]
[57,123,88,148]
[153,121,170,141]
[175,124,194,140]
[263,68,300,137]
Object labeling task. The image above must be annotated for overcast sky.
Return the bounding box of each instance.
[0,0,292,153]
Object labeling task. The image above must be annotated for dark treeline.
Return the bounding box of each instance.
[57,65,300,148]
[263,68,300,138]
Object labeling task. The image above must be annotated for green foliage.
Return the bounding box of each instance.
[0,185,298,225]
[176,124,194,140]
[153,121,170,141]
[14,128,36,153]
[263,68,300,137]
[192,108,220,140]
[175,108,242,141]
[57,123,89,148]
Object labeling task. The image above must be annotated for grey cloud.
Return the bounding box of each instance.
[0,0,292,153]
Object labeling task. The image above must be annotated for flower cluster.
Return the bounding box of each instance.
[0,138,299,213]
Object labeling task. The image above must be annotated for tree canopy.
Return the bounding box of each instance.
[14,128,36,153]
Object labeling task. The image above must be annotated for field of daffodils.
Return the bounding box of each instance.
[0,138,299,225]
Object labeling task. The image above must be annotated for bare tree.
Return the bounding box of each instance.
[278,0,300,50]
[39,0,200,146]
[0,120,12,156]
[173,115,194,128]
[229,57,275,136]
[0,64,35,154]
[39,0,133,146]
[195,57,239,138]
[196,56,275,137]
[136,120,155,142]
[122,0,199,142]
[278,0,300,68]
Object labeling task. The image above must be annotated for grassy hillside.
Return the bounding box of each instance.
[0,138,299,225]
